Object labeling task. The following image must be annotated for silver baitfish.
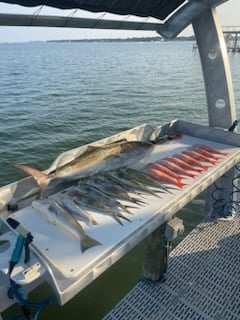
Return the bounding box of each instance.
[76,183,134,215]
[82,177,145,205]
[120,168,171,193]
[58,193,98,225]
[107,171,162,198]
[66,187,130,225]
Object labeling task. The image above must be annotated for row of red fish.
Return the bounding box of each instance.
[144,144,228,189]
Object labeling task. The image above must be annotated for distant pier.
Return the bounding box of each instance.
[223,26,240,53]
[193,26,240,53]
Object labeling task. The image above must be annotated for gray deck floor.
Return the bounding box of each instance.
[103,215,240,320]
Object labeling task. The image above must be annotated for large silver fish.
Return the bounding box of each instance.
[15,141,153,195]
[32,199,101,252]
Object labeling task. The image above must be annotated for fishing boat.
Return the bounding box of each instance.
[0,1,239,319]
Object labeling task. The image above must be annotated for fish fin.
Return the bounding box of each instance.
[14,163,49,191]
[90,217,98,225]
[81,234,101,252]
[80,145,100,155]
[106,138,128,145]
[53,154,75,172]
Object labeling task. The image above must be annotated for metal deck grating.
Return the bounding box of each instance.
[103,215,240,320]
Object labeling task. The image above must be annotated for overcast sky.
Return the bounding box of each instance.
[0,0,239,42]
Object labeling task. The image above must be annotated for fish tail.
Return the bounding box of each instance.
[114,214,124,225]
[185,172,197,178]
[109,208,125,225]
[81,233,101,252]
[177,181,187,188]
[128,197,145,205]
[120,204,134,215]
[151,189,163,198]
[192,167,204,173]
[202,164,210,170]
[208,159,218,165]
[117,212,131,223]
[83,208,98,226]
[15,163,49,191]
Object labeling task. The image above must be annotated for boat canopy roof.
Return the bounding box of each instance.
[0,1,229,39]
[0,0,189,21]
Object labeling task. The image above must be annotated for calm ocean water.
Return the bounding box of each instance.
[0,40,224,186]
[1,41,240,187]
[1,41,240,319]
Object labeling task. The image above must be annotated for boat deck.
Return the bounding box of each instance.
[103,214,240,320]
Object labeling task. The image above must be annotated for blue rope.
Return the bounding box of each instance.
[7,224,55,320]
[10,280,55,320]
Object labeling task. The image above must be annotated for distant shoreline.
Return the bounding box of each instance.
[0,36,195,44]
[46,36,195,43]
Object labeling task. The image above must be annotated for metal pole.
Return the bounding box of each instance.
[192,8,237,218]
[192,7,236,129]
